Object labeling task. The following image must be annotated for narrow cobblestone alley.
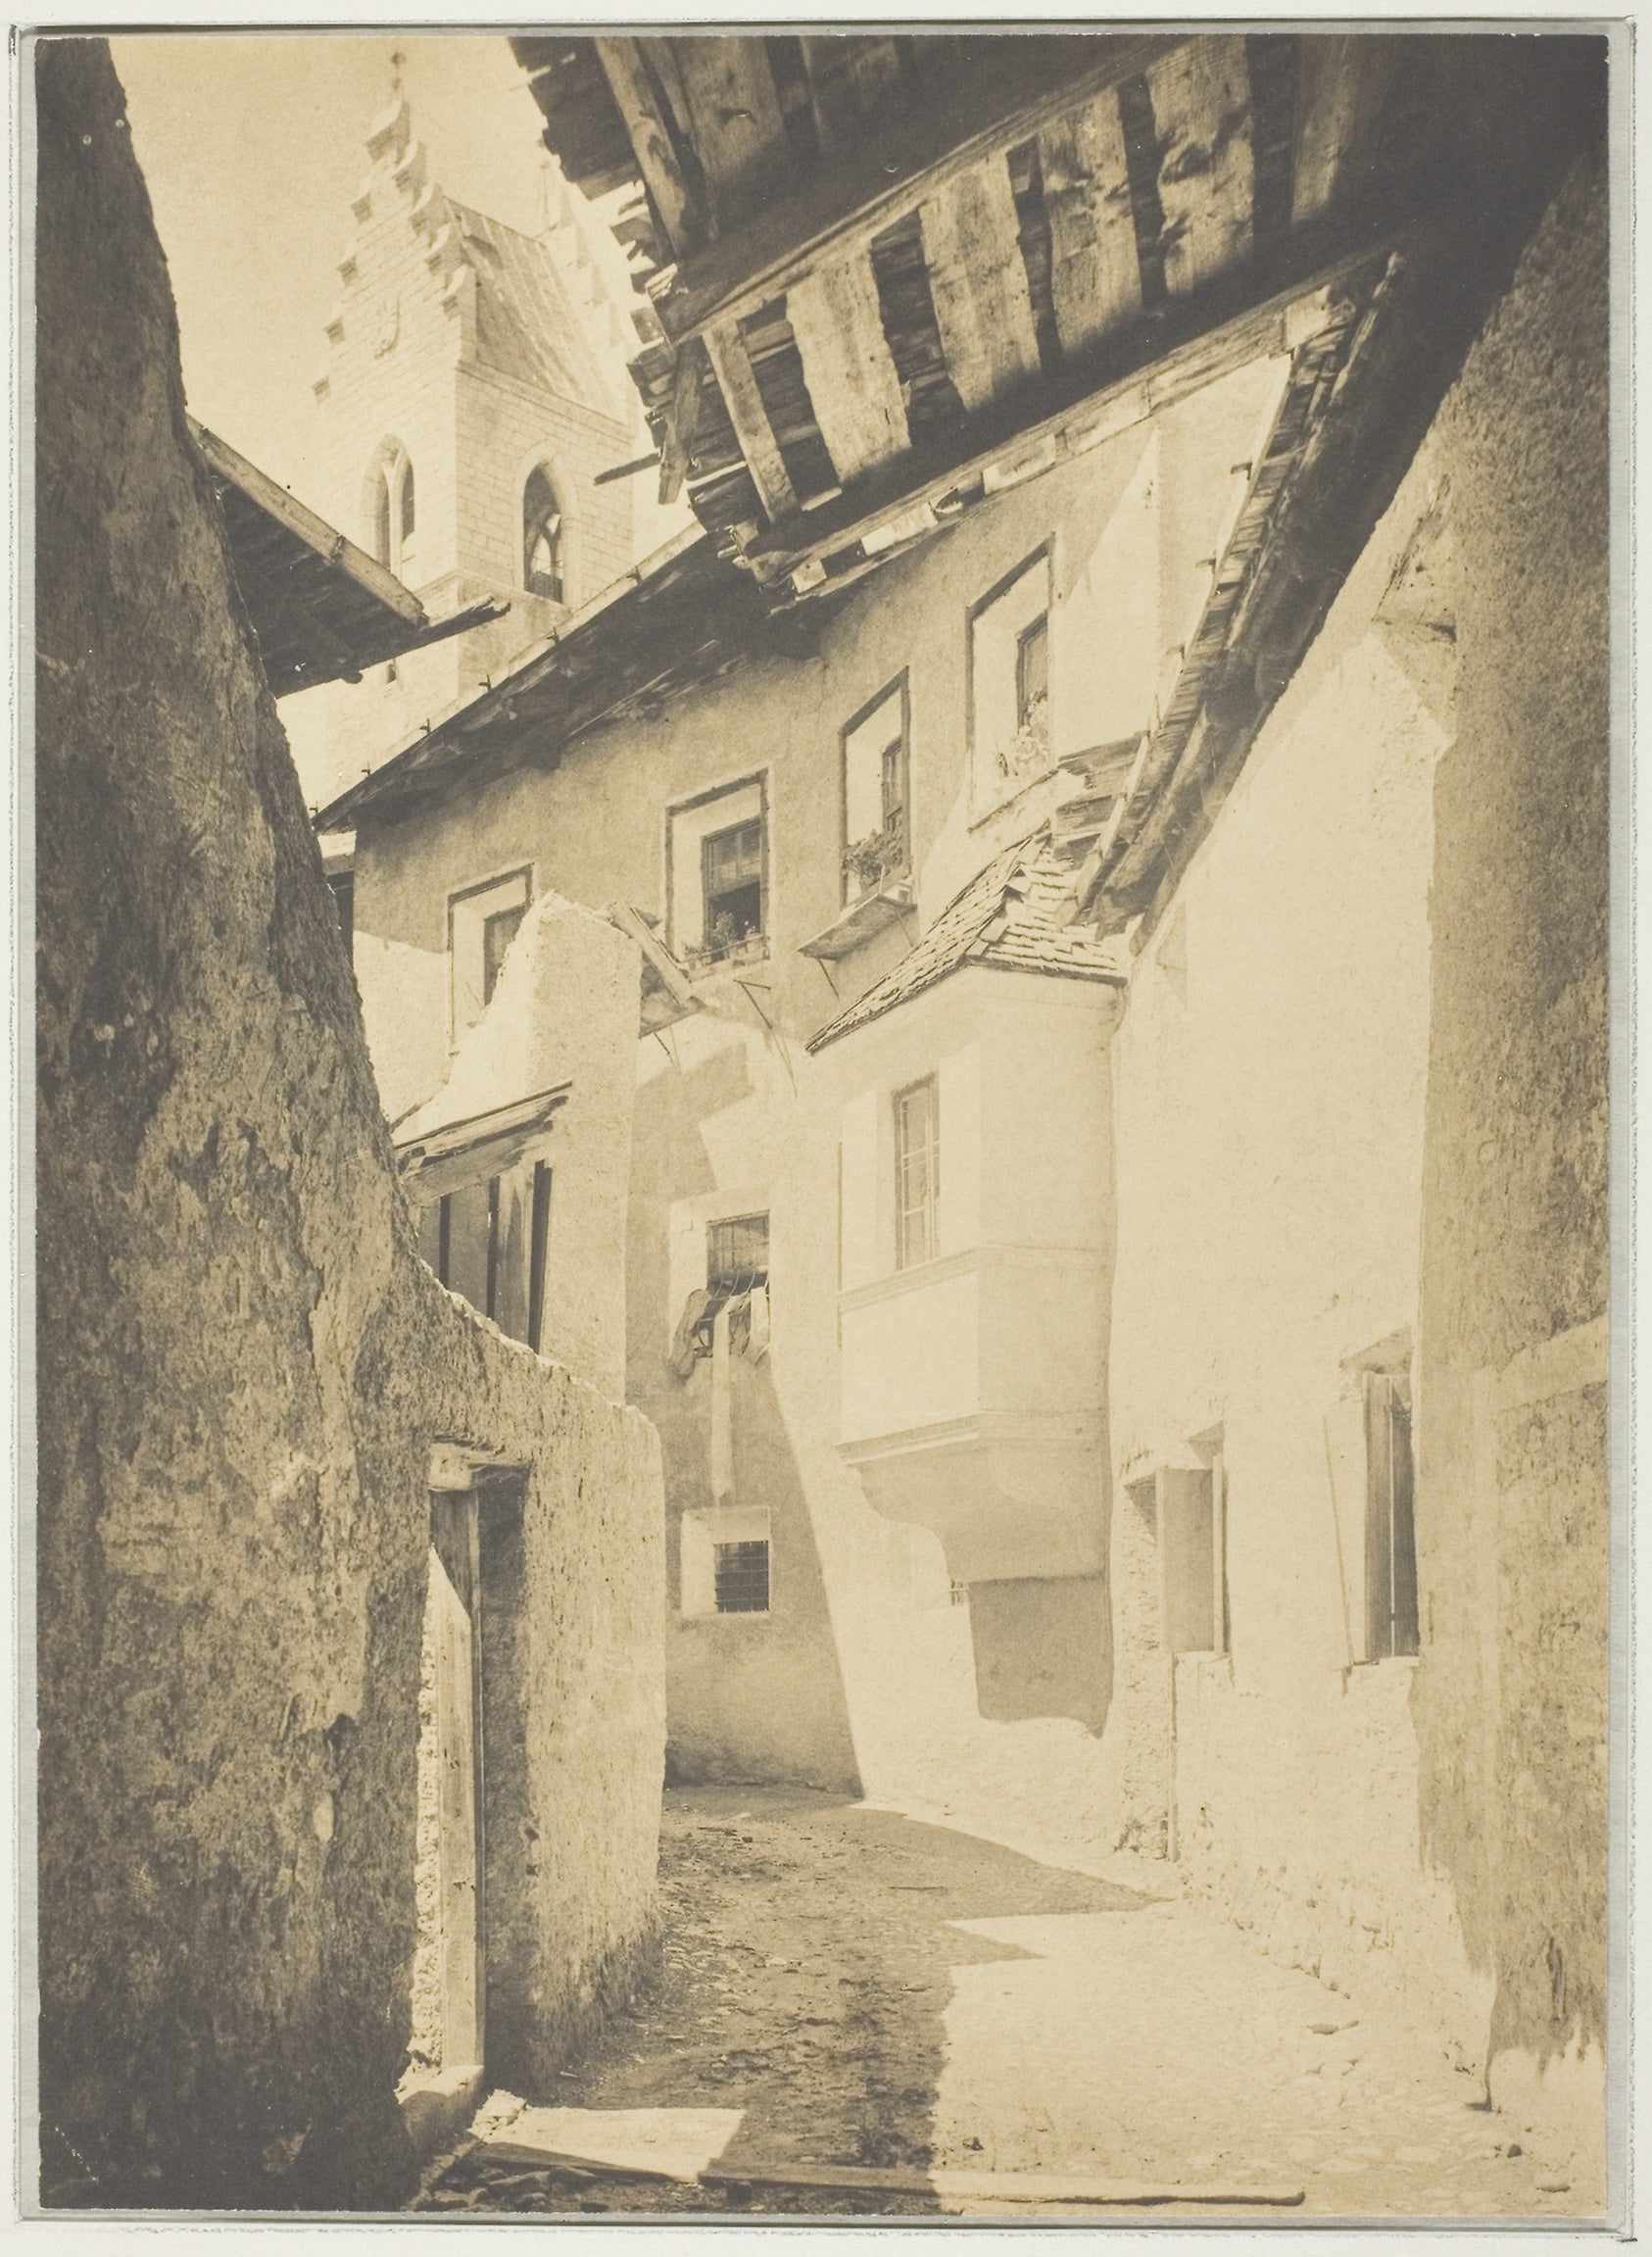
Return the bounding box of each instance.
[414,1789,1582,2222]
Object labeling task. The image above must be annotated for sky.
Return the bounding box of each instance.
[112,31,657,516]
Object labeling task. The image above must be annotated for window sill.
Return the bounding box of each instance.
[798,882,913,961]
[682,938,771,982]
[677,1609,772,1626]
[839,1246,976,1313]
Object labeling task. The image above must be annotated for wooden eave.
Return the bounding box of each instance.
[191,418,508,692]
[517,31,1599,609]
[1066,41,1605,939]
[313,528,835,831]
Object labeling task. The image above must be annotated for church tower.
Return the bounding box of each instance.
[299,72,640,794]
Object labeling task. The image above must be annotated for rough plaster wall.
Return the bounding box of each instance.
[345,419,1203,1849]
[1411,153,1610,2159]
[35,43,663,2210]
[1101,358,1470,2031]
[409,893,638,1398]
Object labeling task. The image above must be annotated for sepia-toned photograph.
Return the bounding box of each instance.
[24,14,1622,2227]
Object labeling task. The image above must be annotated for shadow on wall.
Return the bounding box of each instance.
[628,1040,860,1794]
[967,1575,1112,1734]
[667,1353,861,1796]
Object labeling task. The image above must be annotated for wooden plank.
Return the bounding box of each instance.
[702,2161,1304,2208]
[670,37,789,230]
[799,34,903,146]
[1038,90,1142,356]
[595,35,707,258]
[702,319,798,520]
[653,34,1181,344]
[1148,34,1255,297]
[1291,34,1389,226]
[748,230,1390,590]
[190,419,426,625]
[786,247,910,484]
[919,155,1043,414]
[656,342,705,507]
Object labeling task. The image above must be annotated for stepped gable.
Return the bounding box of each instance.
[324,78,622,418]
[807,832,1128,1052]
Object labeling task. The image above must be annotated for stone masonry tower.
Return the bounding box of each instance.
[302,73,639,793]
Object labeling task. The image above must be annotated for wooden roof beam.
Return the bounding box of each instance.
[595,35,710,259]
[702,319,798,520]
[191,418,426,626]
[750,215,1402,589]
[649,34,1181,347]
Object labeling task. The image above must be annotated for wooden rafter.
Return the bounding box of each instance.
[649,36,1178,344]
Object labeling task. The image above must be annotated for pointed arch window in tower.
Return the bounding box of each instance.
[523,466,563,604]
[369,445,416,580]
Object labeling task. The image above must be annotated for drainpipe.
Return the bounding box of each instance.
[709,1301,734,1506]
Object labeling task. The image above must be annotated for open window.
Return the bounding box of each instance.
[522,465,563,603]
[841,676,909,906]
[667,776,768,972]
[449,867,532,1041]
[969,546,1053,815]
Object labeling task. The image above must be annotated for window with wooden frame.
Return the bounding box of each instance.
[968,545,1054,815]
[894,1075,940,1271]
[841,676,909,906]
[448,866,532,1041]
[1325,1345,1421,1662]
[419,1157,553,1353]
[1364,1373,1419,1658]
[667,776,768,971]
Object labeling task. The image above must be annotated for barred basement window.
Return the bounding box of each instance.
[713,1539,771,1614]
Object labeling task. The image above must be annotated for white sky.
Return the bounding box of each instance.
[111,31,660,521]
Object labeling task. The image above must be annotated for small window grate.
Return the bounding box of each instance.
[708,1212,769,1294]
[713,1540,770,1614]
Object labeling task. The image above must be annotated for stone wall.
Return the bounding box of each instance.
[34,40,664,2211]
[1411,151,1611,2185]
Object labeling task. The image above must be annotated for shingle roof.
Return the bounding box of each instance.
[805,833,1128,1051]
[445,198,620,418]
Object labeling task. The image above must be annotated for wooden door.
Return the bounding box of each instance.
[427,1491,483,2069]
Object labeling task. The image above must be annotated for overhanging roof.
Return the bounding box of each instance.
[314,523,838,830]
[191,419,507,693]
[515,32,1601,608]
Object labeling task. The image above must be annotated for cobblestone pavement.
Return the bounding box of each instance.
[414,1786,1583,2222]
